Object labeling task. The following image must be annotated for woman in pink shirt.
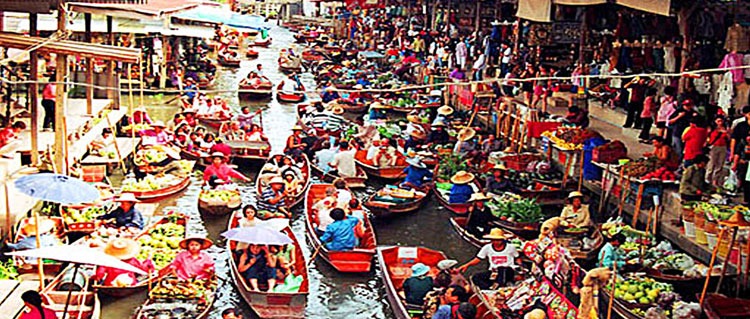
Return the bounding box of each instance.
[656,87,677,138]
[41,78,56,131]
[171,237,215,281]
[639,88,659,142]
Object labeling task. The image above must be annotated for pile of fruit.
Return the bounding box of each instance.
[542,128,601,150]
[640,166,677,181]
[176,160,195,172]
[199,189,241,206]
[622,157,660,178]
[486,193,545,224]
[136,216,185,270]
[62,204,110,224]
[150,278,212,299]
[122,123,151,133]
[134,148,168,166]
[92,149,117,159]
[692,202,749,222]
[376,187,418,199]
[612,276,673,306]
[85,227,140,248]
[506,170,563,190]
[122,174,184,192]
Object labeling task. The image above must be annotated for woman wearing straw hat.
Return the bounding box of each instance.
[485,164,518,195]
[466,193,494,238]
[449,171,475,204]
[400,156,433,192]
[97,193,144,230]
[94,238,154,287]
[368,101,388,121]
[453,127,476,157]
[457,228,520,289]
[285,125,308,159]
[433,105,454,126]
[426,119,450,146]
[203,152,251,186]
[404,128,427,154]
[559,191,592,229]
[171,236,215,281]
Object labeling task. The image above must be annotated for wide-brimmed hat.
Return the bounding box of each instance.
[492,164,507,171]
[410,129,427,140]
[332,106,345,115]
[114,193,140,203]
[21,218,55,236]
[370,101,387,110]
[179,236,213,250]
[411,262,430,277]
[437,106,453,116]
[437,259,458,271]
[457,127,476,142]
[269,176,285,185]
[262,163,278,173]
[484,228,513,240]
[405,157,426,169]
[353,84,364,90]
[568,191,584,199]
[292,125,304,131]
[151,121,166,128]
[104,238,141,260]
[451,171,475,184]
[469,192,490,202]
[211,152,226,159]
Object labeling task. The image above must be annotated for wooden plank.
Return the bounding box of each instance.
[0,280,20,306]
[0,280,39,318]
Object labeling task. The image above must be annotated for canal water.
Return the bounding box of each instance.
[102,23,479,319]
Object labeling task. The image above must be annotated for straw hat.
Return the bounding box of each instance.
[568,191,584,199]
[410,129,427,140]
[405,157,426,169]
[450,171,475,184]
[492,164,507,171]
[437,106,454,116]
[469,192,491,202]
[524,309,547,319]
[179,236,213,250]
[457,127,476,142]
[437,259,458,271]
[332,106,345,115]
[151,121,166,128]
[104,238,141,260]
[211,152,226,159]
[269,176,285,185]
[406,115,420,124]
[411,263,430,277]
[353,84,364,90]
[370,101,387,110]
[483,228,513,240]
[21,218,55,236]
[115,193,140,203]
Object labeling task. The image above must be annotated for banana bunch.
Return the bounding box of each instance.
[541,131,582,150]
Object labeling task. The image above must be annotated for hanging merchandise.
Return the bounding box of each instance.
[717,71,734,114]
[616,0,671,17]
[719,51,745,85]
[725,24,750,53]
[517,0,552,23]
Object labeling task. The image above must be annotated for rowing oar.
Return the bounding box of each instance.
[164,95,182,105]
[307,244,323,266]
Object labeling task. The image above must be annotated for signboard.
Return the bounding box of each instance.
[0,0,147,14]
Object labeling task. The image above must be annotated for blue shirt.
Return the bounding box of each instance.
[184,84,197,99]
[449,184,473,204]
[320,216,359,251]
[598,243,625,269]
[97,206,144,229]
[433,304,456,319]
[403,166,433,187]
[369,109,387,121]
[258,187,285,212]
[322,90,339,103]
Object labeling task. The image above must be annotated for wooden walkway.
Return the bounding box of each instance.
[0,280,41,318]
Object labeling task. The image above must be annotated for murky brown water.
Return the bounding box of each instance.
[102,22,479,319]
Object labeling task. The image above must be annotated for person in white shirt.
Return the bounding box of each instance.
[280,73,300,93]
[312,187,338,235]
[500,42,512,76]
[332,178,353,210]
[472,51,486,81]
[457,228,520,289]
[329,141,357,178]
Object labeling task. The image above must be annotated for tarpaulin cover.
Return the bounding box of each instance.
[176,6,270,30]
[344,0,383,10]
[517,0,552,23]
[616,0,671,16]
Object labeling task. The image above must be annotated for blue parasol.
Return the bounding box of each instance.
[14,173,100,205]
[221,226,293,245]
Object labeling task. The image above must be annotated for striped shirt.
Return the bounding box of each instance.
[257,186,285,212]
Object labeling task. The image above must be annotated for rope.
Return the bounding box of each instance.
[0,64,748,96]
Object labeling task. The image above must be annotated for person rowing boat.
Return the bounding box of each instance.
[203,152,251,186]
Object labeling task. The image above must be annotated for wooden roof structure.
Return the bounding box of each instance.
[0,33,141,63]
[0,0,146,14]
[67,0,200,20]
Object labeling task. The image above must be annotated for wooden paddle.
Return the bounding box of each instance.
[308,243,323,266]
[163,95,182,105]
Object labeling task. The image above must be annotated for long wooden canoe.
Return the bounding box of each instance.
[310,162,367,189]
[128,172,193,202]
[226,140,272,162]
[449,217,490,249]
[277,83,306,103]
[218,54,241,67]
[433,181,481,215]
[364,186,429,216]
[305,184,377,272]
[255,154,311,209]
[198,189,242,216]
[131,279,215,319]
[227,212,308,318]
[354,150,407,180]
[377,246,447,319]
[239,82,273,101]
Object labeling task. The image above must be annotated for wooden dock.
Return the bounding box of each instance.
[0,279,41,318]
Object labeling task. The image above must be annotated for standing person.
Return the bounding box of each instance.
[18,290,57,319]
[455,39,468,70]
[471,50,486,81]
[638,88,659,142]
[171,237,215,281]
[656,86,677,139]
[500,42,512,77]
[41,75,56,132]
[329,141,356,178]
[668,99,696,159]
[705,116,729,187]
[623,77,654,129]
[457,228,519,289]
[681,117,708,168]
[519,64,536,106]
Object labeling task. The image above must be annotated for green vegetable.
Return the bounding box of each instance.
[0,260,18,280]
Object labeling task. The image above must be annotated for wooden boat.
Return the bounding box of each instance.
[277,83,306,103]
[432,182,481,216]
[218,54,241,67]
[246,49,259,58]
[279,62,303,74]
[449,217,490,249]
[305,184,377,272]
[131,278,215,319]
[641,269,729,301]
[339,102,367,113]
[255,154,311,208]
[253,37,272,47]
[364,186,429,216]
[227,212,308,318]
[600,288,649,319]
[301,49,328,63]
[17,265,101,319]
[555,227,604,263]
[129,173,192,202]
[703,293,750,319]
[197,74,214,90]
[198,189,242,216]
[493,219,541,240]
[92,213,187,297]
[354,150,407,180]
[179,149,211,169]
[377,246,447,319]
[11,216,68,276]
[310,162,367,188]
[226,139,272,162]
[198,115,233,130]
[239,81,274,101]
[468,274,579,319]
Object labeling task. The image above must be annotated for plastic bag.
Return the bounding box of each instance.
[724,170,738,193]
[273,274,303,293]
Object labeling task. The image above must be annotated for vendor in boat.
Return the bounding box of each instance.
[6,218,61,254]
[320,208,360,251]
[171,236,215,281]
[97,193,144,230]
[18,290,57,319]
[181,77,199,105]
[257,176,292,219]
[238,244,276,292]
[457,228,520,289]
[400,263,434,306]
[559,191,593,229]
[644,136,680,171]
[427,120,450,145]
[95,238,154,287]
[368,139,398,167]
[465,193,495,238]
[203,152,251,185]
[280,73,302,93]
[321,83,340,103]
[368,102,388,121]
[449,171,475,204]
[454,128,477,158]
[90,128,115,154]
[130,107,153,125]
[404,129,427,154]
[434,106,454,126]
[329,141,357,178]
[285,125,307,159]
[485,164,518,195]
[598,233,626,270]
[400,157,433,192]
[139,121,172,146]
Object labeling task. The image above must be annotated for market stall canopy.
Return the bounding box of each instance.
[0,0,145,14]
[67,0,200,20]
[517,0,672,22]
[175,6,270,31]
[0,32,141,64]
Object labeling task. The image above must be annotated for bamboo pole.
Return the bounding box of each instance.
[715,227,738,293]
[631,184,645,227]
[105,114,126,173]
[577,147,585,191]
[139,58,145,109]
[34,212,44,290]
[606,257,617,319]
[128,63,136,158]
[561,154,571,188]
[700,226,726,306]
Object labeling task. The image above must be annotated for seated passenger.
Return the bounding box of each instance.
[400,263,434,306]
[320,208,359,251]
[448,171,475,204]
[238,244,270,291]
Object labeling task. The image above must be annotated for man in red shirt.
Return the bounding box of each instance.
[681,117,708,167]
[0,121,26,158]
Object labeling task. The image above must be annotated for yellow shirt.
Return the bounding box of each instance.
[560,204,592,228]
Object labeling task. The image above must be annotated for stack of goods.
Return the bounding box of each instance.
[121,174,184,192]
[0,260,18,280]
[149,278,214,300]
[136,215,186,270]
[372,185,423,203]
[199,189,241,206]
[134,148,169,166]
[486,193,545,225]
[122,123,151,133]
[61,204,111,231]
[608,275,684,317]
[542,127,601,150]
[84,227,141,248]
[622,157,676,181]
[487,277,577,319]
[592,141,628,164]
[692,202,750,223]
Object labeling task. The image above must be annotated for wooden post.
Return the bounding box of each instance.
[561,154,571,188]
[29,13,39,166]
[34,212,44,290]
[700,226,726,306]
[474,0,481,33]
[106,16,119,110]
[578,7,589,65]
[54,0,68,175]
[577,147,585,191]
[606,256,617,319]
[631,184,645,227]
[84,13,93,114]
[715,227,738,292]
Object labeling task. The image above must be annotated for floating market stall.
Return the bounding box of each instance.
[541,127,604,188]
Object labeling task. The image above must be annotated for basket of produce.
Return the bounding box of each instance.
[499,153,543,171]
[199,189,242,207]
[61,203,112,233]
[541,127,602,150]
[136,213,187,270]
[607,275,679,317]
[486,193,545,238]
[592,140,627,164]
